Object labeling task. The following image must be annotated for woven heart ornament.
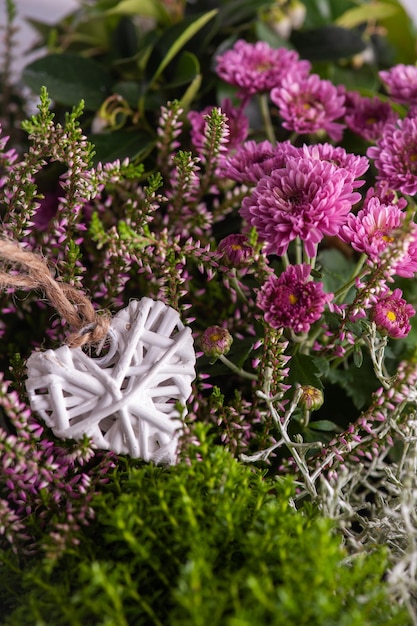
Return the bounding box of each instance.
[26,298,196,464]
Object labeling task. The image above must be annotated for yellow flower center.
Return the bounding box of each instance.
[289,293,298,305]
[231,244,242,251]
[386,310,397,322]
[256,61,273,72]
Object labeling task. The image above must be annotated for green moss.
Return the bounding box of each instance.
[0,438,408,625]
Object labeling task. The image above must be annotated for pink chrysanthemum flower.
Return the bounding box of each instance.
[379,64,417,106]
[372,288,415,338]
[289,142,369,188]
[188,99,249,155]
[392,223,417,278]
[240,155,361,257]
[364,183,407,210]
[344,91,398,142]
[340,194,417,277]
[367,117,417,195]
[218,139,292,184]
[257,264,332,333]
[215,39,310,99]
[339,196,403,260]
[271,74,346,141]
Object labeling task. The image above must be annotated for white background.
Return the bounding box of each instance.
[1,0,417,79]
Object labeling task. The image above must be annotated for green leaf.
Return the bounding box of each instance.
[90,130,153,164]
[291,25,366,61]
[166,51,200,89]
[308,419,339,432]
[148,9,217,87]
[317,248,356,297]
[288,353,323,389]
[178,73,202,111]
[301,0,356,28]
[216,0,278,28]
[336,2,399,28]
[353,344,363,368]
[327,355,379,410]
[107,0,171,24]
[112,81,142,107]
[255,20,293,50]
[378,0,417,64]
[22,54,111,110]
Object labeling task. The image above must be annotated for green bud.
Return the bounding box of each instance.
[298,386,324,412]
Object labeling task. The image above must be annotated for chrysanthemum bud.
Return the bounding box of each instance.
[298,385,324,412]
[200,326,233,358]
[217,234,253,268]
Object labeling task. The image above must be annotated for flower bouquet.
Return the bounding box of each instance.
[1,0,417,623]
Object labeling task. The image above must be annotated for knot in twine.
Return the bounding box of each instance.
[0,239,110,348]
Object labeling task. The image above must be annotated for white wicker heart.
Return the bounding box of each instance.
[25,298,196,464]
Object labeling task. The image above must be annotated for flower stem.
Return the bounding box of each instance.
[219,354,258,380]
[258,93,276,144]
[334,253,368,303]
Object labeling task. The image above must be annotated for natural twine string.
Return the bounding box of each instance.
[0,239,111,348]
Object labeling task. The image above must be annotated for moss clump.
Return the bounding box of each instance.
[0,434,408,625]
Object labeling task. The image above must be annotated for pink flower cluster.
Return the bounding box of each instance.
[210,42,417,345]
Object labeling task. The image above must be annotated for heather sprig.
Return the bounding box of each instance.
[156,100,184,176]
[0,373,115,557]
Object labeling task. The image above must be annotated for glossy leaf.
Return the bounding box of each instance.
[215,0,276,28]
[166,51,200,89]
[178,73,202,111]
[291,25,366,61]
[107,0,171,24]
[301,0,356,28]
[336,2,399,28]
[90,130,153,163]
[112,81,142,107]
[22,54,111,110]
[378,0,417,64]
[148,9,218,87]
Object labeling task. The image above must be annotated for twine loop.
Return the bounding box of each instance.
[0,239,110,347]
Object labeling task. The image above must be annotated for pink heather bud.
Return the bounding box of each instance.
[298,385,324,412]
[217,234,253,268]
[200,326,233,358]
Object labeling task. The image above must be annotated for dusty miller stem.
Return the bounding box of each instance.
[257,371,319,498]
